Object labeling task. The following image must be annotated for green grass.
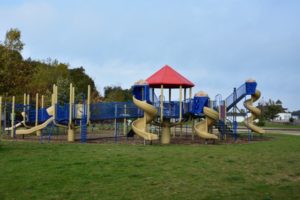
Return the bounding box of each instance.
[264,122,300,129]
[1,134,300,200]
[237,122,300,129]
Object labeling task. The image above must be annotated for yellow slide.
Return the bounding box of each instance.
[16,117,54,135]
[194,107,219,140]
[243,90,265,134]
[5,121,24,131]
[15,106,54,135]
[131,96,159,140]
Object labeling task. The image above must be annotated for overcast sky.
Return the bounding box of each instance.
[0,0,299,111]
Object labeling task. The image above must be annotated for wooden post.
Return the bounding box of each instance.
[69,84,73,126]
[27,94,30,105]
[23,93,26,113]
[68,83,74,142]
[35,93,39,127]
[11,96,15,138]
[189,88,193,138]
[52,84,57,119]
[26,94,30,124]
[35,93,41,136]
[160,85,164,122]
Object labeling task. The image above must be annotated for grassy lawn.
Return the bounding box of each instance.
[263,122,300,129]
[1,134,300,200]
[237,122,300,129]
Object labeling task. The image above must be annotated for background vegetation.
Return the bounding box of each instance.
[0,28,132,103]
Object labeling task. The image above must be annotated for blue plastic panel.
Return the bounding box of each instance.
[245,82,257,95]
[132,85,151,103]
[192,96,209,116]
[90,102,142,120]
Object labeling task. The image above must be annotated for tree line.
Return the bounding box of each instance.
[0,28,132,104]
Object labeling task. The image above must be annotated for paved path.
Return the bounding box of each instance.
[264,129,300,136]
[237,127,300,136]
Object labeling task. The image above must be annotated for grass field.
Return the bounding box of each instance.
[264,122,300,129]
[1,134,300,200]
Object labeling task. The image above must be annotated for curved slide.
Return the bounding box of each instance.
[5,121,24,131]
[131,96,158,140]
[16,117,54,135]
[194,107,219,140]
[15,106,54,135]
[243,90,265,134]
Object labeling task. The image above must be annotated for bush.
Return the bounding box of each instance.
[256,118,265,126]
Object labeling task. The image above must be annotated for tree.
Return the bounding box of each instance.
[69,67,100,101]
[4,28,24,52]
[258,99,287,121]
[0,28,101,103]
[104,86,132,102]
[0,42,34,95]
[275,99,282,105]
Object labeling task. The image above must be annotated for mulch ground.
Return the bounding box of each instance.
[2,129,272,145]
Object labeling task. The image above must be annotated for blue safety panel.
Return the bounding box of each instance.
[160,101,180,118]
[184,99,193,113]
[90,102,142,121]
[132,85,151,103]
[192,96,209,116]
[56,104,69,123]
[245,82,257,95]
[27,108,51,123]
[155,101,192,118]
[81,103,87,143]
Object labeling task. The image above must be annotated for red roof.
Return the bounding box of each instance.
[146,65,194,88]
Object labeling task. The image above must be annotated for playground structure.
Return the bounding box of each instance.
[0,65,265,144]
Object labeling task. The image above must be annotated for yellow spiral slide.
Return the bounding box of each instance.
[194,107,219,140]
[243,90,265,134]
[131,96,159,140]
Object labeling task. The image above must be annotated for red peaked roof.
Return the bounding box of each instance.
[146,65,194,88]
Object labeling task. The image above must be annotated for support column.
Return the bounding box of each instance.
[68,83,75,142]
[161,118,171,144]
[11,96,15,138]
[23,93,26,113]
[35,93,41,136]
[160,85,164,122]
